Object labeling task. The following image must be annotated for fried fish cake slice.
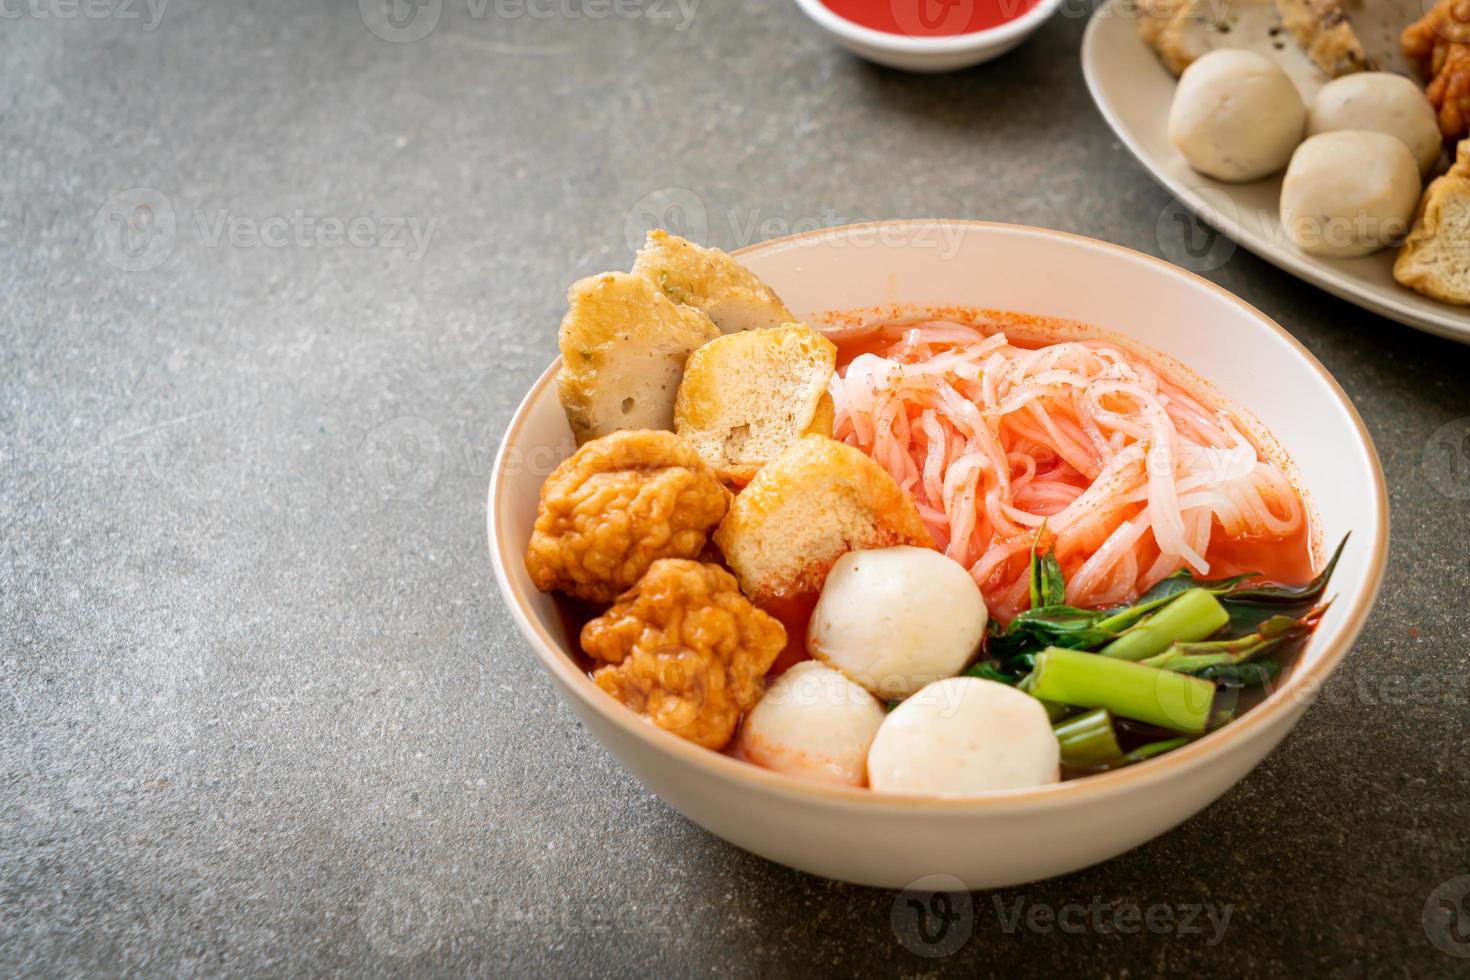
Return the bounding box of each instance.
[557,271,721,444]
[632,229,796,334]
[1136,0,1208,76]
[1136,0,1369,80]
[1275,0,1371,77]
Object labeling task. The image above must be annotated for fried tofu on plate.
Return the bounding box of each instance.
[1395,139,1470,305]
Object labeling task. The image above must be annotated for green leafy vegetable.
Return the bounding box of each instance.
[964,662,1019,685]
[987,606,1116,660]
[1196,659,1282,687]
[1225,535,1347,605]
[1001,535,1344,776]
[1028,535,1067,611]
[1128,569,1258,608]
[1005,651,1039,674]
[1139,615,1307,675]
[989,534,1348,661]
[1211,535,1349,631]
[1118,737,1194,765]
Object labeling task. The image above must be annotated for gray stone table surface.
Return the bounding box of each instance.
[4,0,1470,976]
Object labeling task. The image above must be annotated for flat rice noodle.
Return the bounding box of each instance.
[828,329,1307,621]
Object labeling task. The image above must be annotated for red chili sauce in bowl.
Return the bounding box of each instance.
[819,0,1044,36]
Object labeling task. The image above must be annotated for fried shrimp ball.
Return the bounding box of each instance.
[525,430,730,603]
[582,560,786,749]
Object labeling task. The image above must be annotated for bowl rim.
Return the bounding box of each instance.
[791,0,1062,55]
[487,219,1388,812]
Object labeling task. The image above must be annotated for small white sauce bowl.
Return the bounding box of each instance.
[791,0,1063,72]
[487,221,1388,889]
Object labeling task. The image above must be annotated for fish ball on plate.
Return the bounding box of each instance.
[807,546,986,699]
[736,661,885,786]
[1168,49,1306,182]
[867,678,1060,795]
[1280,131,1422,258]
[1308,72,1442,176]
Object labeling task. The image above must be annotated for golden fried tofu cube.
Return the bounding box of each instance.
[714,436,935,602]
[674,324,837,485]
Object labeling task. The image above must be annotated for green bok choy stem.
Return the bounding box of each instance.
[1053,708,1123,769]
[1029,647,1217,734]
[1120,737,1194,765]
[1098,588,1229,662]
[1017,672,1071,723]
[1139,614,1305,674]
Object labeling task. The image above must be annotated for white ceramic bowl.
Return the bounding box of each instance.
[792,0,1061,72]
[488,221,1388,889]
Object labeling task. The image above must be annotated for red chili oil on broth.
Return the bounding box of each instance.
[1196,520,1315,586]
[820,0,1042,36]
[757,593,820,676]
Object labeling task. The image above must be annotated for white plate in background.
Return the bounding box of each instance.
[1081,0,1470,344]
